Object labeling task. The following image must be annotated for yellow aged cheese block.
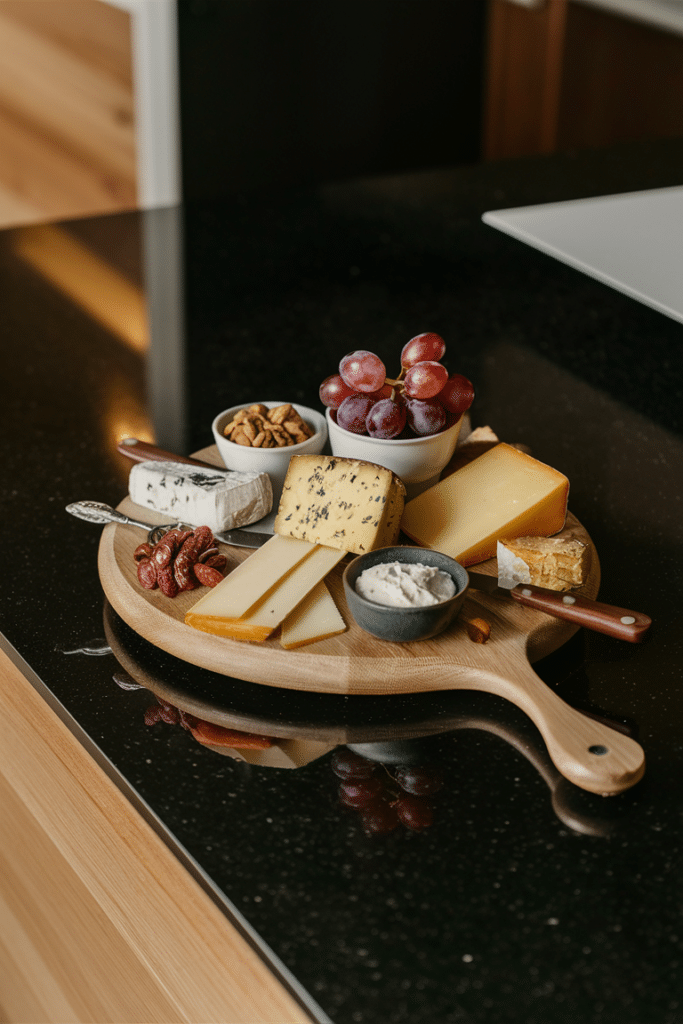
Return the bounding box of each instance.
[185,543,345,641]
[274,454,406,554]
[184,534,317,624]
[279,581,347,649]
[401,443,569,566]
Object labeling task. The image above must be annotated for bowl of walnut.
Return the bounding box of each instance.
[212,401,327,505]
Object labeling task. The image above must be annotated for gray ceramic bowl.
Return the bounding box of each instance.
[343,546,469,643]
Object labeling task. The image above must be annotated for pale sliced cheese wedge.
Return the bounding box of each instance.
[186,544,345,641]
[184,534,316,623]
[279,581,347,649]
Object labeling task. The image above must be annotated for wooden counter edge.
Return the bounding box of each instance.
[0,645,317,1024]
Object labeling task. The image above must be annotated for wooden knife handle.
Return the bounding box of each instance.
[116,438,217,469]
[509,584,651,642]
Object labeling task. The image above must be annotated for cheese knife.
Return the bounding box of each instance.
[467,571,651,643]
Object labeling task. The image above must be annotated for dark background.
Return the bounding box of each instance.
[177,0,486,199]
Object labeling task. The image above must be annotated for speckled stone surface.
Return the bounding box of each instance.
[1,138,683,1023]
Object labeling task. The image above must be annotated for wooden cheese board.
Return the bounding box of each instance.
[98,445,645,795]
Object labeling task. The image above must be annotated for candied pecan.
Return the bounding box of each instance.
[137,558,158,590]
[153,535,178,568]
[194,562,224,587]
[197,546,219,563]
[203,553,227,572]
[243,417,261,442]
[192,525,215,555]
[156,564,179,598]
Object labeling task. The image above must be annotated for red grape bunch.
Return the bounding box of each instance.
[331,747,445,836]
[319,332,474,440]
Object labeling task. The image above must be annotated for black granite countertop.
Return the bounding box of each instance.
[2,138,683,1024]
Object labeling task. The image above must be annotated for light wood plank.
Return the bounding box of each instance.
[0,106,136,224]
[0,9,136,178]
[0,0,137,226]
[0,647,315,1024]
[0,0,133,85]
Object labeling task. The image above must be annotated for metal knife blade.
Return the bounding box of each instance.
[467,570,651,643]
[467,571,515,599]
[213,527,271,549]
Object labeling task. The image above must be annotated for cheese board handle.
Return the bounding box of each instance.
[469,662,645,795]
[508,585,651,642]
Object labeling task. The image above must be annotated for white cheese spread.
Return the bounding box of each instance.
[355,561,456,607]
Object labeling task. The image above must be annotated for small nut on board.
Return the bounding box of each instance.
[223,404,314,447]
[464,617,491,644]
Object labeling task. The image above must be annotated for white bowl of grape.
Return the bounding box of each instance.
[320,332,474,498]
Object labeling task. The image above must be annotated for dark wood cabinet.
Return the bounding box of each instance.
[485,0,683,160]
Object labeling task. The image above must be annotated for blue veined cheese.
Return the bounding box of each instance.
[129,460,272,530]
[274,454,406,554]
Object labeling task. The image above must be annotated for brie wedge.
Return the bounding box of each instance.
[129,460,272,531]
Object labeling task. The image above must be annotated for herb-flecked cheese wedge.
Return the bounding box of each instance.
[274,455,406,555]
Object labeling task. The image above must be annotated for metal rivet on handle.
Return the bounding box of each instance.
[562,595,576,605]
[620,615,636,625]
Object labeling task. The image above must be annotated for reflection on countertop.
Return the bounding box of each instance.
[102,602,640,840]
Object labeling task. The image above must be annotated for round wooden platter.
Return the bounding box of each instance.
[98,446,645,795]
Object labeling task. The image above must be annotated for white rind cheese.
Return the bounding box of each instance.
[274,454,406,554]
[129,460,272,531]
